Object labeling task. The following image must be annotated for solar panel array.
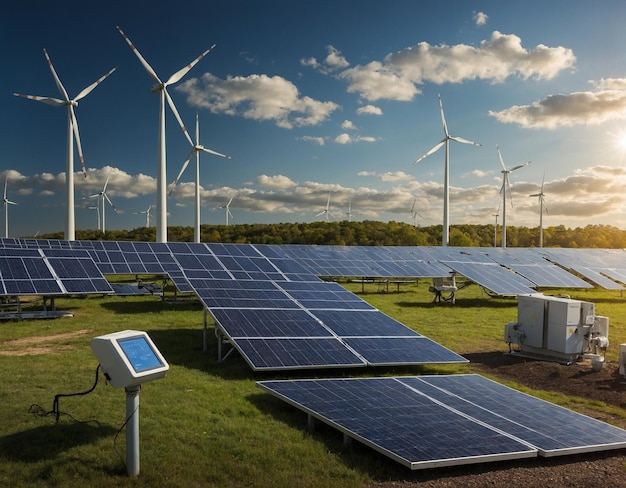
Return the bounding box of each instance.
[170,242,466,370]
[258,374,626,470]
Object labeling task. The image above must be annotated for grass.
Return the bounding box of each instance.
[1,279,625,487]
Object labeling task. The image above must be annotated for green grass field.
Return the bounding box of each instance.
[1,279,625,487]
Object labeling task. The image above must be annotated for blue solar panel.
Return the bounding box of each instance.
[257,376,536,469]
[342,337,467,365]
[235,338,366,369]
[258,374,626,470]
[312,310,418,336]
[441,261,536,295]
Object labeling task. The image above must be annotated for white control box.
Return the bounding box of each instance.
[91,330,169,388]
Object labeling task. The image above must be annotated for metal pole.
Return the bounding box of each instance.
[125,385,141,477]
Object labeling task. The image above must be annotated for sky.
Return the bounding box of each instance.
[3,0,626,239]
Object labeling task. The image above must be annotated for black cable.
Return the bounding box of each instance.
[113,402,138,470]
[29,364,102,424]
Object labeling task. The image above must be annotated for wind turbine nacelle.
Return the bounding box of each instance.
[150,83,164,93]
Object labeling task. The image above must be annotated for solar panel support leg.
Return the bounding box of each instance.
[307,414,315,431]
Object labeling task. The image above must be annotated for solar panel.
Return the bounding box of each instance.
[441,261,536,295]
[258,374,626,470]
[257,376,537,470]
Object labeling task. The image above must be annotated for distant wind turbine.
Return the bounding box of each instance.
[134,204,153,228]
[169,112,231,242]
[220,197,234,226]
[492,204,500,248]
[14,49,117,241]
[3,175,17,238]
[117,26,215,243]
[529,173,549,248]
[497,145,531,249]
[88,173,117,233]
[346,200,353,222]
[410,199,423,227]
[316,192,335,222]
[413,94,481,246]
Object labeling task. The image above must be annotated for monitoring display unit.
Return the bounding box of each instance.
[91,330,169,388]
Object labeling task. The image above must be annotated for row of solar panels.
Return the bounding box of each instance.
[0,238,625,296]
[259,374,626,469]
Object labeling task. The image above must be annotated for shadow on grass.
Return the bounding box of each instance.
[99,299,203,315]
[0,422,117,463]
[397,296,516,309]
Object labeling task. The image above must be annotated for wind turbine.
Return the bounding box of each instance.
[88,173,117,233]
[529,173,549,248]
[220,197,234,226]
[497,145,531,249]
[14,49,117,241]
[492,204,500,248]
[413,94,481,246]
[346,200,353,222]
[3,175,17,238]
[134,204,153,228]
[117,26,215,243]
[169,112,231,242]
[316,192,334,222]
[410,199,423,227]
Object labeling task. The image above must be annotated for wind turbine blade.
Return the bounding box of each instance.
[13,93,66,106]
[69,106,87,178]
[540,172,545,192]
[506,176,514,208]
[200,146,231,159]
[410,199,416,213]
[43,49,70,102]
[74,65,118,101]
[104,193,117,212]
[450,136,481,146]
[227,196,234,206]
[543,199,549,215]
[509,161,531,172]
[116,26,163,85]
[102,173,110,192]
[6,200,17,206]
[496,145,507,172]
[164,88,194,146]
[165,45,216,86]
[315,211,325,216]
[169,149,194,194]
[438,94,449,138]
[3,177,6,199]
[413,140,445,164]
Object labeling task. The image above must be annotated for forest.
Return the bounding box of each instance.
[32,221,626,248]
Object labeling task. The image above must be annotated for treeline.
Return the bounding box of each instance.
[34,221,626,248]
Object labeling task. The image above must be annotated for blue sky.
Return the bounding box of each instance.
[3,0,626,238]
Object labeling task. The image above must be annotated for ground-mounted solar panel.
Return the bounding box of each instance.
[258,374,626,470]
[405,374,626,457]
[569,266,624,290]
[342,337,467,365]
[441,261,536,296]
[502,263,593,288]
[257,376,537,470]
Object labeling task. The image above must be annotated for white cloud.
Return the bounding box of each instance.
[335,133,352,144]
[474,11,488,26]
[176,73,340,129]
[337,31,575,101]
[254,174,298,190]
[341,120,357,130]
[300,45,349,74]
[357,105,383,115]
[489,89,626,129]
[300,135,326,145]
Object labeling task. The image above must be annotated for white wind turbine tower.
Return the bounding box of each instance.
[14,49,117,241]
[220,197,234,226]
[529,173,548,248]
[169,112,231,242]
[497,145,531,249]
[413,94,481,246]
[88,173,117,233]
[492,204,500,248]
[135,204,153,228]
[3,175,17,238]
[345,200,353,222]
[117,26,215,243]
[316,192,335,222]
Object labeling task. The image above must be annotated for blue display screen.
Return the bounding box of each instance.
[117,336,163,373]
